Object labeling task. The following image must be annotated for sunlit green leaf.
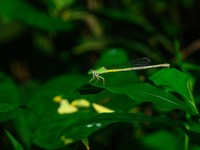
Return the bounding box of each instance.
[149,68,198,114]
[77,83,197,115]
[149,68,189,99]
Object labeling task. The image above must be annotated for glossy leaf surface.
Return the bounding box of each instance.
[59,112,200,147]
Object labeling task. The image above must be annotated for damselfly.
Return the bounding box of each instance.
[88,57,170,86]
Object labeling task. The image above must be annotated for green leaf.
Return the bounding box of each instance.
[26,74,88,118]
[42,74,88,93]
[32,111,97,149]
[98,9,155,33]
[82,138,89,150]
[0,73,38,116]
[26,71,198,149]
[0,102,39,118]
[0,72,20,121]
[149,68,189,99]
[0,103,18,113]
[183,62,200,71]
[0,0,74,32]
[94,48,130,68]
[187,81,195,104]
[25,74,94,149]
[77,83,197,115]
[44,0,77,10]
[142,130,178,150]
[174,40,196,94]
[149,68,199,114]
[59,112,200,147]
[5,129,24,150]
[0,72,19,104]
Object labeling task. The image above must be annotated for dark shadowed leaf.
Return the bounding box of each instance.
[76,84,104,95]
[0,0,74,32]
[5,129,25,150]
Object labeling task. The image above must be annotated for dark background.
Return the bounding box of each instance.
[1,0,200,150]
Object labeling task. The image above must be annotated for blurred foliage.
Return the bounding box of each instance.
[1,0,200,150]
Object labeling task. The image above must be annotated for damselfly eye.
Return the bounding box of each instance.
[88,69,93,75]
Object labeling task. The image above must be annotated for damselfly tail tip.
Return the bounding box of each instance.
[166,63,170,68]
[161,63,170,68]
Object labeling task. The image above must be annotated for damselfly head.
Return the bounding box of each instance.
[88,69,93,75]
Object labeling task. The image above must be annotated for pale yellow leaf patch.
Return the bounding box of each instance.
[71,99,90,108]
[60,136,73,145]
[53,95,63,103]
[57,99,78,114]
[92,103,115,114]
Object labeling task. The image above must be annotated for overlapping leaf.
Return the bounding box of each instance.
[59,112,200,147]
[77,83,197,115]
[149,68,199,114]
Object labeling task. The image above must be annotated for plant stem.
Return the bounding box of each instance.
[184,113,190,150]
[184,124,189,150]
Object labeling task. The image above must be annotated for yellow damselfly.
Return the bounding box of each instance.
[88,57,170,86]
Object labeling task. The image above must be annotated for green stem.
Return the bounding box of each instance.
[184,113,190,150]
[184,124,189,150]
